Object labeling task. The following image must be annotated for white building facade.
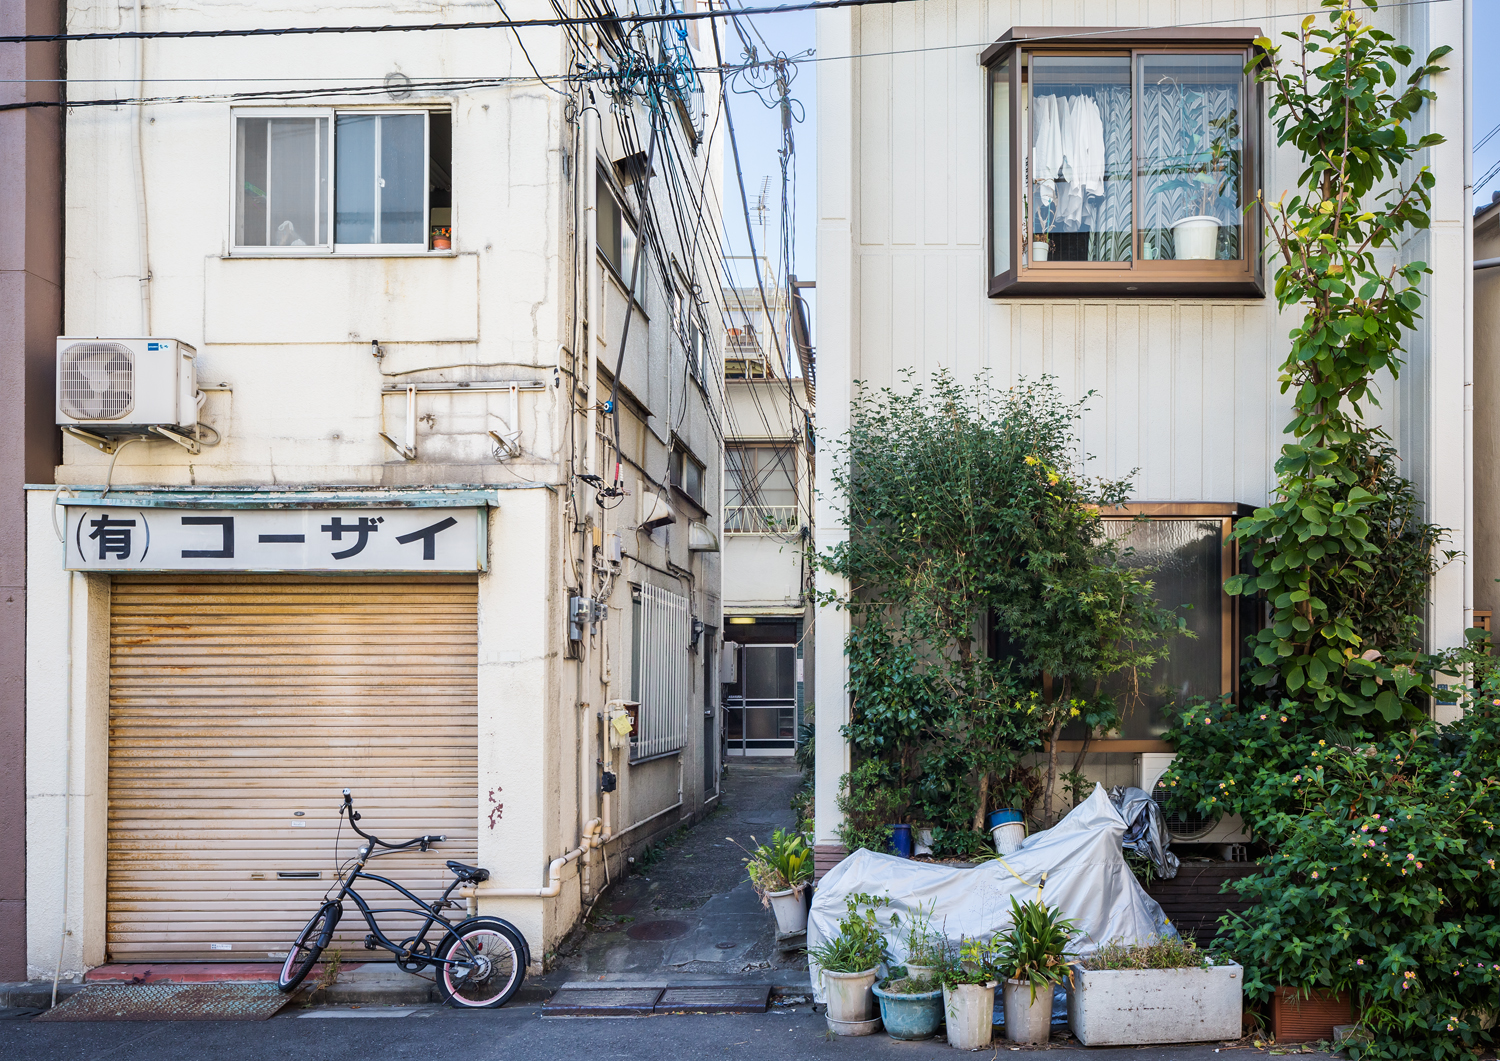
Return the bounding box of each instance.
[812,0,1472,858]
[27,1,727,979]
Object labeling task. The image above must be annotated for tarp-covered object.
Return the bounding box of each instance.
[807,784,1176,1001]
[1109,785,1181,879]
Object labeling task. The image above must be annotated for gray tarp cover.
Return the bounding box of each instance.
[807,784,1176,1001]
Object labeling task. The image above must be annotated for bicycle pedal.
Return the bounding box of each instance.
[364,934,378,951]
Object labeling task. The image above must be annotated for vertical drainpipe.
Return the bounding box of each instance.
[133,0,152,332]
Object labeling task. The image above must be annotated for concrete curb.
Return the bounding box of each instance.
[0,982,86,1009]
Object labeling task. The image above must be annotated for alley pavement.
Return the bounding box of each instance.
[2,1001,1343,1061]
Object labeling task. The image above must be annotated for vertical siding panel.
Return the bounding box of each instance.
[1203,304,1239,500]
[891,254,920,384]
[924,255,950,376]
[956,0,985,248]
[923,0,951,247]
[956,254,984,382]
[1081,304,1110,482]
[1236,298,1272,506]
[859,253,894,387]
[1112,305,1141,489]
[1175,304,1205,501]
[986,301,1012,376]
[890,3,920,246]
[1050,303,1079,401]
[1017,303,1049,383]
[1145,305,1175,499]
[859,11,892,247]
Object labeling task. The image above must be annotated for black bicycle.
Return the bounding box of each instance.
[277,789,528,1009]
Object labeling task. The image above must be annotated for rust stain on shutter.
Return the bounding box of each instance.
[106,574,479,962]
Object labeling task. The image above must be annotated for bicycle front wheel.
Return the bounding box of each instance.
[278,903,338,992]
[436,917,525,1008]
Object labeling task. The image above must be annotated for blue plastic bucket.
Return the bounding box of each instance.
[986,809,1023,830]
[888,824,913,858]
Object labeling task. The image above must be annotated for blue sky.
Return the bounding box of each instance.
[721,3,1496,334]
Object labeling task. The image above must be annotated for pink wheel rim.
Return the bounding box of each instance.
[442,928,518,1007]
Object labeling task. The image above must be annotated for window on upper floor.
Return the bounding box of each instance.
[232,109,452,254]
[670,445,706,508]
[597,172,644,297]
[724,444,797,534]
[983,29,1264,297]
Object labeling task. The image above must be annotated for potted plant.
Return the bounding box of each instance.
[897,902,944,981]
[737,829,813,934]
[1027,193,1053,262]
[808,893,893,1035]
[1068,937,1242,1046]
[994,896,1078,1045]
[937,936,999,1051]
[873,974,943,1041]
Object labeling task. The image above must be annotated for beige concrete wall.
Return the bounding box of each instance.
[1475,206,1500,622]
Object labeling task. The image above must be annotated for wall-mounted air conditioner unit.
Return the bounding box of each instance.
[1137,752,1250,844]
[56,337,197,434]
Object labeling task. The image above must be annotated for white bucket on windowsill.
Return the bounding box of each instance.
[1031,240,1050,262]
[1170,215,1221,260]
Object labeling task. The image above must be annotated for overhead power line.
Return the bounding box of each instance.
[0,0,1457,46]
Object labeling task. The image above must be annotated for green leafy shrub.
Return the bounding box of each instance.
[809,894,894,974]
[820,370,1180,840]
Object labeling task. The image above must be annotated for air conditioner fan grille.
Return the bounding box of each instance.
[60,342,135,421]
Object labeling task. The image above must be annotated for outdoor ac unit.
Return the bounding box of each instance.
[1137,752,1250,844]
[56,337,197,431]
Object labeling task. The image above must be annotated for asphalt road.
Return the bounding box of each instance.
[2,1001,1335,1061]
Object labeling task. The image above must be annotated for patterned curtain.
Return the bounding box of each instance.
[1139,83,1242,260]
[1086,86,1133,262]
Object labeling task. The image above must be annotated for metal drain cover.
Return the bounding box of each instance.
[655,985,770,1014]
[36,982,288,1022]
[624,920,691,941]
[542,986,664,1016]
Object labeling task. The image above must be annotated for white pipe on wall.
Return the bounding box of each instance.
[134,0,152,333]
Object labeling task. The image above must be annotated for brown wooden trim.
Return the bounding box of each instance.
[1046,739,1172,753]
[982,26,1264,67]
[1094,502,1254,517]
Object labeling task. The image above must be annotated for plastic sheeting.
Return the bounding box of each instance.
[807,784,1176,1002]
[1109,785,1181,879]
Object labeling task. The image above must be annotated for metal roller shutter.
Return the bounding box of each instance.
[107,574,478,962]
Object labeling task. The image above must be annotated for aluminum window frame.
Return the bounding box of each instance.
[982,28,1266,298]
[228,105,448,258]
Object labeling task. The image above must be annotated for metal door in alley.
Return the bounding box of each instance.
[723,639,798,757]
[105,574,478,961]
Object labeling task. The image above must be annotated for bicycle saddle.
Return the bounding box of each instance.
[446,860,490,883]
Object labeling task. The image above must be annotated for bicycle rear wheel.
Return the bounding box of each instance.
[278,903,338,992]
[435,917,525,1008]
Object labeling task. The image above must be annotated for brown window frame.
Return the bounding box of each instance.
[1050,502,1255,753]
[982,27,1267,299]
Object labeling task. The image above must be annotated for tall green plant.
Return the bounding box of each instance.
[1222,0,1452,727]
[821,371,1180,830]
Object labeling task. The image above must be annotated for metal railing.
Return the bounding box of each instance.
[724,505,799,534]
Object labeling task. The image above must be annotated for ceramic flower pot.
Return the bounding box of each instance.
[1031,240,1050,262]
[766,886,807,935]
[1170,215,1221,260]
[822,967,879,1023]
[1003,978,1053,1044]
[873,982,944,1041]
[903,963,938,982]
[942,981,997,1050]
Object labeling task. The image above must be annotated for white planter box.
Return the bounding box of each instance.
[1067,962,1243,1046]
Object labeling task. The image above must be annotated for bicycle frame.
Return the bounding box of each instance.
[327,863,473,969]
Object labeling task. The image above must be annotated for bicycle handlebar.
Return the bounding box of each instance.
[340,790,446,852]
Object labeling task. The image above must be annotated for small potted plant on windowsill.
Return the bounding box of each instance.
[994,895,1078,1045]
[736,829,813,935]
[1068,937,1242,1046]
[937,937,1000,1051]
[809,893,893,1036]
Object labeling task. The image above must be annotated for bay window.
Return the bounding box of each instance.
[982,28,1264,297]
[232,108,452,254]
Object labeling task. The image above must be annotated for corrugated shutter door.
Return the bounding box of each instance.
[107,574,478,962]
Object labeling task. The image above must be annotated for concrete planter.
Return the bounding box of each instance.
[1067,962,1243,1046]
[942,981,997,1050]
[822,967,879,1023]
[766,887,808,935]
[1003,978,1053,1044]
